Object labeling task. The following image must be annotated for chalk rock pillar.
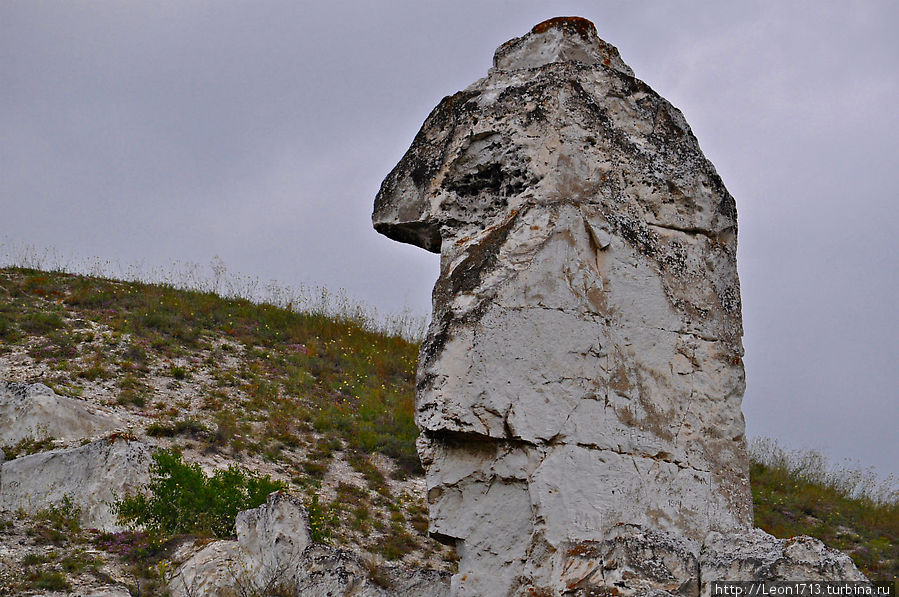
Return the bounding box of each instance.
[375,17,751,595]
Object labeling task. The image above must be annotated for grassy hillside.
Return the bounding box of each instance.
[0,266,421,466]
[749,438,897,581]
[0,267,895,586]
[0,266,446,593]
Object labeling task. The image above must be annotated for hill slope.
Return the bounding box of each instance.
[0,267,894,593]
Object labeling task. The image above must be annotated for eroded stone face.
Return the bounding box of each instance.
[168,492,451,597]
[0,382,126,445]
[0,437,152,530]
[374,17,751,595]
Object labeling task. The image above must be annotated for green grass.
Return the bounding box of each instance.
[0,267,421,469]
[1,435,56,459]
[26,568,71,591]
[749,438,898,581]
[28,496,82,546]
[145,418,208,439]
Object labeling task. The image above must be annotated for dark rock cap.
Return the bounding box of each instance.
[492,16,633,75]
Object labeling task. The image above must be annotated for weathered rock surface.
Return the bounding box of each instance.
[373,16,865,595]
[699,529,867,593]
[169,491,450,597]
[79,588,133,597]
[28,588,133,597]
[169,541,242,597]
[0,436,152,530]
[554,524,701,596]
[0,381,126,445]
[548,526,866,597]
[233,490,310,590]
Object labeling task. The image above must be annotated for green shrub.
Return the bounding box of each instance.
[21,553,51,566]
[0,313,18,341]
[306,493,338,543]
[375,525,419,561]
[117,388,147,408]
[27,569,70,591]
[60,549,101,573]
[77,358,109,380]
[301,458,330,480]
[114,448,284,538]
[20,310,65,334]
[117,374,151,407]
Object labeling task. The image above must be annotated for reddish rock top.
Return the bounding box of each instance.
[531,16,597,39]
[492,15,632,75]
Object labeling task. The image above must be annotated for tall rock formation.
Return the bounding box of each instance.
[374,17,864,596]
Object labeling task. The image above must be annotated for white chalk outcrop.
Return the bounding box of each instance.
[373,16,865,596]
[0,436,152,530]
[169,491,450,597]
[0,381,126,445]
[699,530,866,593]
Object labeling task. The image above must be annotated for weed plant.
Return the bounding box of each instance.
[0,243,428,341]
[1,435,56,459]
[115,448,284,538]
[749,438,898,580]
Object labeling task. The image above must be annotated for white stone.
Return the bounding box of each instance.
[549,525,700,596]
[293,545,450,597]
[28,589,133,597]
[81,588,134,597]
[234,491,309,591]
[168,491,449,597]
[167,540,242,597]
[373,16,864,595]
[0,381,125,445]
[374,16,749,596]
[699,529,867,594]
[0,437,152,530]
[492,17,634,77]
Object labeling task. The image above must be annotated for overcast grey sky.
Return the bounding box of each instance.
[2,1,897,480]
